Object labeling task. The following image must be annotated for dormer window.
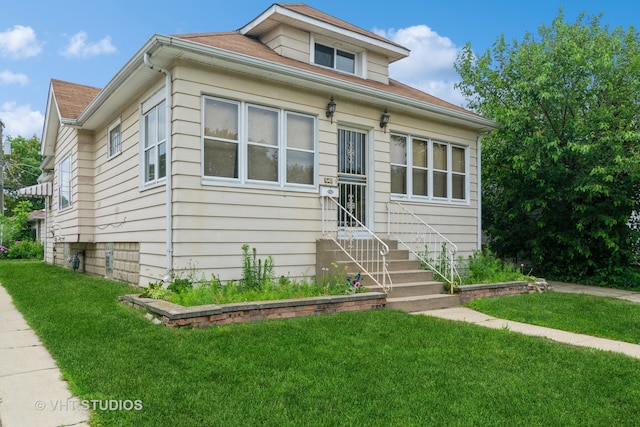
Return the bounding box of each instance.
[314,42,356,74]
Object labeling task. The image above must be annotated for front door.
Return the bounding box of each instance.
[337,128,368,227]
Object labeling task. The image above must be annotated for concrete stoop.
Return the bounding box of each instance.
[386,293,461,312]
[317,238,461,312]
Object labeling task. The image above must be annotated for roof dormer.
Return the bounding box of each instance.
[239,3,410,84]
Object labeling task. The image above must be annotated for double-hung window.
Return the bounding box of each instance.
[203,96,316,188]
[391,133,468,202]
[314,42,356,74]
[58,154,72,210]
[107,118,121,159]
[142,100,166,185]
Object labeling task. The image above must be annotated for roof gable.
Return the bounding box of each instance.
[173,31,472,116]
[51,79,101,120]
[40,3,495,138]
[240,3,409,63]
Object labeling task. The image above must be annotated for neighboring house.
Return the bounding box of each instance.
[23,3,496,288]
[28,209,46,242]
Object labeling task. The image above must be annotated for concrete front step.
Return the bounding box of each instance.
[386,259,425,272]
[388,269,434,284]
[343,270,434,288]
[386,294,461,312]
[316,238,460,313]
[327,248,412,262]
[387,281,446,298]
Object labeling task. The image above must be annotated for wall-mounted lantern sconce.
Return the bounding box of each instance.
[326,96,336,124]
[380,108,390,132]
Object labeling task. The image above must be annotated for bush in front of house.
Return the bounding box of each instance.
[2,240,44,260]
[0,200,43,260]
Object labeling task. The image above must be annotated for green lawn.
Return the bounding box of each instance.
[467,291,640,344]
[2,261,640,426]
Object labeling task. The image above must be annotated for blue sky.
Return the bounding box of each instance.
[1,1,638,142]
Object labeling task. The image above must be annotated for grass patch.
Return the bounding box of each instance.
[2,261,640,426]
[467,291,640,344]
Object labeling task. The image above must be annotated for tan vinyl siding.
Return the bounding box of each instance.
[169,65,328,281]
[367,51,390,84]
[53,125,80,242]
[174,62,479,269]
[46,57,483,285]
[76,129,95,242]
[89,81,169,284]
[261,24,310,63]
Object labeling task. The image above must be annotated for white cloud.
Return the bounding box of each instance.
[0,70,28,86]
[61,31,117,58]
[376,25,467,107]
[0,25,42,59]
[0,102,44,140]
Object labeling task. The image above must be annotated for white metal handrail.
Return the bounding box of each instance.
[387,201,461,293]
[321,196,392,293]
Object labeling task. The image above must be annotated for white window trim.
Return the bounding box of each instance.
[390,133,470,205]
[310,35,363,77]
[201,96,318,192]
[139,89,167,190]
[107,117,122,160]
[57,154,72,211]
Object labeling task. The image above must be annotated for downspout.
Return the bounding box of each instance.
[144,52,173,279]
[476,133,485,250]
[44,196,48,262]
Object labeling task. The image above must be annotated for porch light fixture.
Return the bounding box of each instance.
[380,108,390,131]
[326,96,336,123]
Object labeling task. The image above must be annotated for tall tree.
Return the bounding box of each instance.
[2,135,44,214]
[455,11,640,284]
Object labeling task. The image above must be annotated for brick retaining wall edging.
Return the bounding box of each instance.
[458,280,551,304]
[120,292,387,328]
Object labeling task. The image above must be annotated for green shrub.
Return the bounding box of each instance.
[167,277,193,294]
[5,240,44,260]
[139,281,172,300]
[241,244,274,291]
[459,248,533,285]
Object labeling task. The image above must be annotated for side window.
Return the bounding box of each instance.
[285,112,315,185]
[314,42,356,74]
[202,96,316,189]
[107,118,121,159]
[247,105,279,182]
[391,133,468,203]
[390,134,407,194]
[142,100,166,185]
[452,146,466,200]
[58,155,72,210]
[203,98,240,179]
[432,143,447,198]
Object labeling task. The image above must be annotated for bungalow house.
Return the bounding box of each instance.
[26,3,496,297]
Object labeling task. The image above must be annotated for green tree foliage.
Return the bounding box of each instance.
[3,135,44,215]
[455,11,640,284]
[0,200,35,246]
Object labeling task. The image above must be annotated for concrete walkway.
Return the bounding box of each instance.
[0,285,90,427]
[418,282,640,359]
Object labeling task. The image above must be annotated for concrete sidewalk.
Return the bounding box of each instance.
[550,281,640,303]
[418,282,640,359]
[0,285,90,427]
